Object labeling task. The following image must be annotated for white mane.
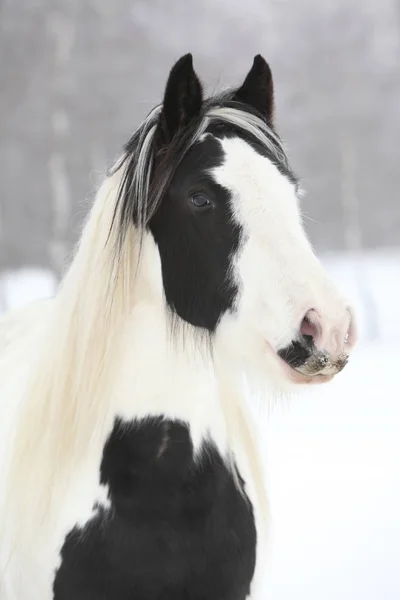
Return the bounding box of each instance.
[2,103,278,544]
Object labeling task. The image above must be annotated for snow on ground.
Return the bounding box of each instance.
[0,268,57,313]
[262,341,400,599]
[0,252,399,599]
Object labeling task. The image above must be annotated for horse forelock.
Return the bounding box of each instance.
[110,91,290,250]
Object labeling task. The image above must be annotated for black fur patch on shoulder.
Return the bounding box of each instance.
[53,417,256,600]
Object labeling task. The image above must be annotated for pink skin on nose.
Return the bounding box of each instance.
[301,306,357,358]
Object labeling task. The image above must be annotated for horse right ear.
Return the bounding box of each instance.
[233,55,274,124]
[159,54,204,143]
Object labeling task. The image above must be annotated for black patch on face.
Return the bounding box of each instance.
[149,136,242,331]
[53,417,256,600]
[113,88,295,334]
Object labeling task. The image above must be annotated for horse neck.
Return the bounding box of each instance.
[109,294,270,535]
[110,297,237,456]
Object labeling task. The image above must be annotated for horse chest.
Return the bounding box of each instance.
[53,417,257,600]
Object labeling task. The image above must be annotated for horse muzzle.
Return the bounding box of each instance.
[277,305,356,384]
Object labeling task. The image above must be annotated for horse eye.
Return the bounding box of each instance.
[190,194,212,209]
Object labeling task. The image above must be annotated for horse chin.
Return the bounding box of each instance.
[281,363,335,385]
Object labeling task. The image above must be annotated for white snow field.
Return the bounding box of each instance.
[0,250,399,599]
[262,340,400,599]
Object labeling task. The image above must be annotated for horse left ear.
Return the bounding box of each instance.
[159,53,203,142]
[233,55,274,124]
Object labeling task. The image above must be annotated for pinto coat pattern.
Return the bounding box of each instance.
[0,54,356,599]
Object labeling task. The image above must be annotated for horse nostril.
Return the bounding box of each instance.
[300,309,321,347]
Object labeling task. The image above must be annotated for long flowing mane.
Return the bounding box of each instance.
[3,94,287,543]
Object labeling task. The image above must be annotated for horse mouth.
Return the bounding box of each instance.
[276,345,349,385]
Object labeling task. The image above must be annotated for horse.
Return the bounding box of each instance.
[0,53,356,599]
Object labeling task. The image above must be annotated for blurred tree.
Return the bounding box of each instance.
[0,0,399,274]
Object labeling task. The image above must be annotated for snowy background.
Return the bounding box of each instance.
[1,1,399,598]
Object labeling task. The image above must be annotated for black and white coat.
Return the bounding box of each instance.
[0,54,355,599]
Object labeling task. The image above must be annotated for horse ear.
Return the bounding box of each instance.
[159,53,203,142]
[234,55,274,123]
